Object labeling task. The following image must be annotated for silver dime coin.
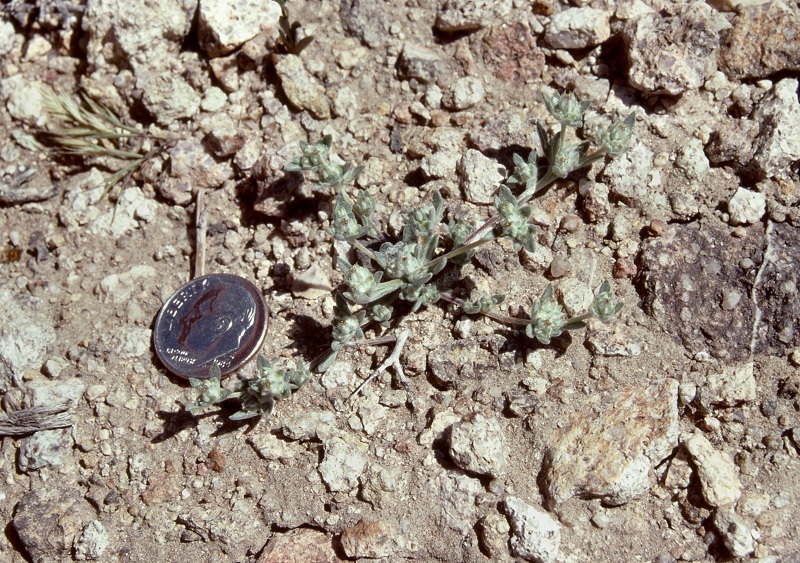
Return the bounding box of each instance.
[153,273,268,379]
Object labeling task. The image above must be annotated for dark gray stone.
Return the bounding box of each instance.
[396,43,454,86]
[637,219,760,361]
[13,488,95,563]
[755,222,800,355]
[637,219,800,359]
[340,0,390,48]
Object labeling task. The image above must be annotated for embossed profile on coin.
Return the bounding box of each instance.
[154,274,268,379]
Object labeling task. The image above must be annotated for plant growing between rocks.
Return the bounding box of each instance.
[40,88,170,193]
[188,92,633,420]
[274,0,314,55]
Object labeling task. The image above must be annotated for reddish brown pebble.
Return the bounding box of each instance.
[560,214,581,233]
[549,255,571,278]
[392,102,413,124]
[649,219,667,236]
[613,258,637,279]
[429,110,450,127]
[259,528,342,563]
[208,450,226,472]
[340,519,399,559]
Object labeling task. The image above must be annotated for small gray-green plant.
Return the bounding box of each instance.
[188,91,632,418]
[312,91,632,370]
[284,135,364,189]
[188,356,310,420]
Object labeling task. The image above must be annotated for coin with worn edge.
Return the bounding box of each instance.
[153,273,268,379]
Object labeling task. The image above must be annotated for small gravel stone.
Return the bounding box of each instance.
[434,0,512,33]
[448,412,508,478]
[281,410,337,441]
[0,20,18,55]
[200,86,228,112]
[521,245,553,272]
[549,255,571,278]
[445,76,485,110]
[477,512,510,559]
[137,73,201,126]
[198,0,281,57]
[358,402,387,436]
[560,214,581,233]
[421,150,460,180]
[0,289,56,390]
[675,138,710,181]
[700,362,756,407]
[720,1,800,80]
[340,519,407,559]
[545,7,611,50]
[585,322,644,357]
[29,378,86,409]
[555,278,593,317]
[623,2,730,95]
[73,520,109,561]
[720,288,742,311]
[738,491,771,518]
[82,0,193,72]
[246,433,298,461]
[397,43,452,84]
[751,78,800,179]
[504,496,561,563]
[340,0,390,48]
[435,469,484,534]
[258,528,338,563]
[359,464,406,509]
[684,433,742,507]
[170,139,233,190]
[591,511,613,529]
[713,507,755,558]
[42,357,69,379]
[649,219,667,236]
[99,265,157,305]
[23,36,52,61]
[457,149,504,205]
[13,488,95,563]
[3,76,45,125]
[728,187,766,225]
[275,54,331,119]
[317,435,368,493]
[612,257,637,279]
[664,456,693,490]
[679,381,697,406]
[18,428,73,473]
[291,264,333,300]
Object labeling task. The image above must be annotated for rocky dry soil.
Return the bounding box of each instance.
[1,0,800,561]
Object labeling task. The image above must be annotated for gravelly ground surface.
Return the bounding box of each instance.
[1,0,800,561]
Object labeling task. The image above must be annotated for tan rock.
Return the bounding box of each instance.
[684,433,742,507]
[543,379,679,505]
